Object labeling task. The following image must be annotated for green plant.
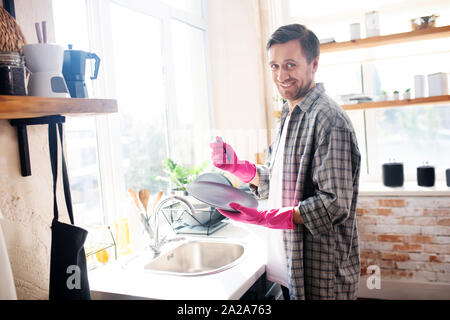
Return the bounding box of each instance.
[154,158,209,190]
[381,90,387,95]
[393,90,399,94]
[405,88,411,93]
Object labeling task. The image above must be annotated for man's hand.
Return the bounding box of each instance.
[217,202,295,230]
[209,136,256,183]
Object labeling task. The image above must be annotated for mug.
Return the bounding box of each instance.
[23,44,64,73]
[414,75,426,98]
[350,23,361,40]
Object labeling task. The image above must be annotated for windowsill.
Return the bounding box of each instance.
[359,181,450,197]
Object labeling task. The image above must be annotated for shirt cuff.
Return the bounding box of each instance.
[297,197,333,236]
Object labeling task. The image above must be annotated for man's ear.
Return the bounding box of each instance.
[311,56,319,74]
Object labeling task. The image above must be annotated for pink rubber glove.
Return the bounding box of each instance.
[217,202,294,230]
[209,136,256,183]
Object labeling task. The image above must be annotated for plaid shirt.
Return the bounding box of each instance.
[250,83,361,300]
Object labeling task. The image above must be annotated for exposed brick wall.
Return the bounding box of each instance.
[357,197,450,283]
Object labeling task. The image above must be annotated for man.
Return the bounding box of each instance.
[210,24,361,300]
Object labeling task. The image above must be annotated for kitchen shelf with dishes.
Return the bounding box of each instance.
[341,94,450,111]
[0,95,118,176]
[320,25,450,53]
[323,24,450,110]
[273,95,450,118]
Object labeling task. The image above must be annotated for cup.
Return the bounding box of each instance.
[22,44,64,73]
[414,75,426,98]
[427,72,449,97]
[350,23,361,40]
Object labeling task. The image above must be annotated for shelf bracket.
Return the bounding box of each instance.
[9,115,66,177]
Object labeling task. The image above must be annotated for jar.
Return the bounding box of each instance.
[0,52,27,95]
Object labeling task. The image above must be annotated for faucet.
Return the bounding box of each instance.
[146,195,191,256]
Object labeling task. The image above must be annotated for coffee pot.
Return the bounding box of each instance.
[62,45,100,98]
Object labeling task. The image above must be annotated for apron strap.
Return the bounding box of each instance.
[48,117,74,225]
[58,122,75,225]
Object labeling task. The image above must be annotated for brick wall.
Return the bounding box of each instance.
[357,196,450,284]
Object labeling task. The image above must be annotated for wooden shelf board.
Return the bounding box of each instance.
[0,95,118,119]
[271,96,450,118]
[321,25,450,53]
[342,95,450,111]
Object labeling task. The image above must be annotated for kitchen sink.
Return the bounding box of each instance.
[144,240,246,276]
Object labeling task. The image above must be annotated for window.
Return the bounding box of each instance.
[169,18,212,165]
[53,0,212,228]
[280,0,450,184]
[53,0,103,227]
[160,0,203,16]
[368,104,450,180]
[109,3,168,193]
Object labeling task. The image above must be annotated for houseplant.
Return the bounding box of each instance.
[393,90,400,100]
[155,158,209,195]
[403,88,411,100]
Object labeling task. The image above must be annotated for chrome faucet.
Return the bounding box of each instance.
[146,195,190,255]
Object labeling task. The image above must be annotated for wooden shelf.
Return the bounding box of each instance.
[272,95,450,119]
[320,25,450,53]
[342,95,450,111]
[1,95,118,177]
[0,95,118,119]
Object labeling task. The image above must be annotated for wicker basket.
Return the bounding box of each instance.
[0,7,27,54]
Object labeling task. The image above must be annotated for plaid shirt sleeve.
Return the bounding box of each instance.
[298,126,359,236]
[249,143,273,199]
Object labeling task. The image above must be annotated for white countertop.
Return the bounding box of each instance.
[88,222,266,300]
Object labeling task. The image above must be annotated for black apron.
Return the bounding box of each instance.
[48,119,91,300]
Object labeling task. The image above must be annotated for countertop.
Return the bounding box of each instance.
[88,222,266,300]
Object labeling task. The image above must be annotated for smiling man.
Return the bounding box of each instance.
[269,35,318,107]
[210,24,361,300]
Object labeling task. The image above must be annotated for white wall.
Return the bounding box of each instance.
[0,0,68,300]
[206,0,273,163]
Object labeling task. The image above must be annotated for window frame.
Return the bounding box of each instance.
[77,0,214,226]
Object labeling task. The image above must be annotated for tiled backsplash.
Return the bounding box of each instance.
[357,196,450,283]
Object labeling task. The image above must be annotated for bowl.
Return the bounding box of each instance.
[411,15,439,30]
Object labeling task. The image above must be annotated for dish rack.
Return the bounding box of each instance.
[84,226,117,271]
[155,195,228,236]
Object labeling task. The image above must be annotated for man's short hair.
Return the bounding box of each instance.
[266,24,320,63]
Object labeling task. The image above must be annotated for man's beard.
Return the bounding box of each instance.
[291,79,313,101]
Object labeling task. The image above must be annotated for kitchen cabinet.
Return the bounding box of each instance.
[240,273,271,300]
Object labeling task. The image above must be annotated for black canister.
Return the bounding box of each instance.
[417,165,435,187]
[446,169,450,187]
[0,52,27,95]
[382,162,404,187]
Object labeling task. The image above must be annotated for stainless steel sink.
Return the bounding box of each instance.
[144,240,246,276]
